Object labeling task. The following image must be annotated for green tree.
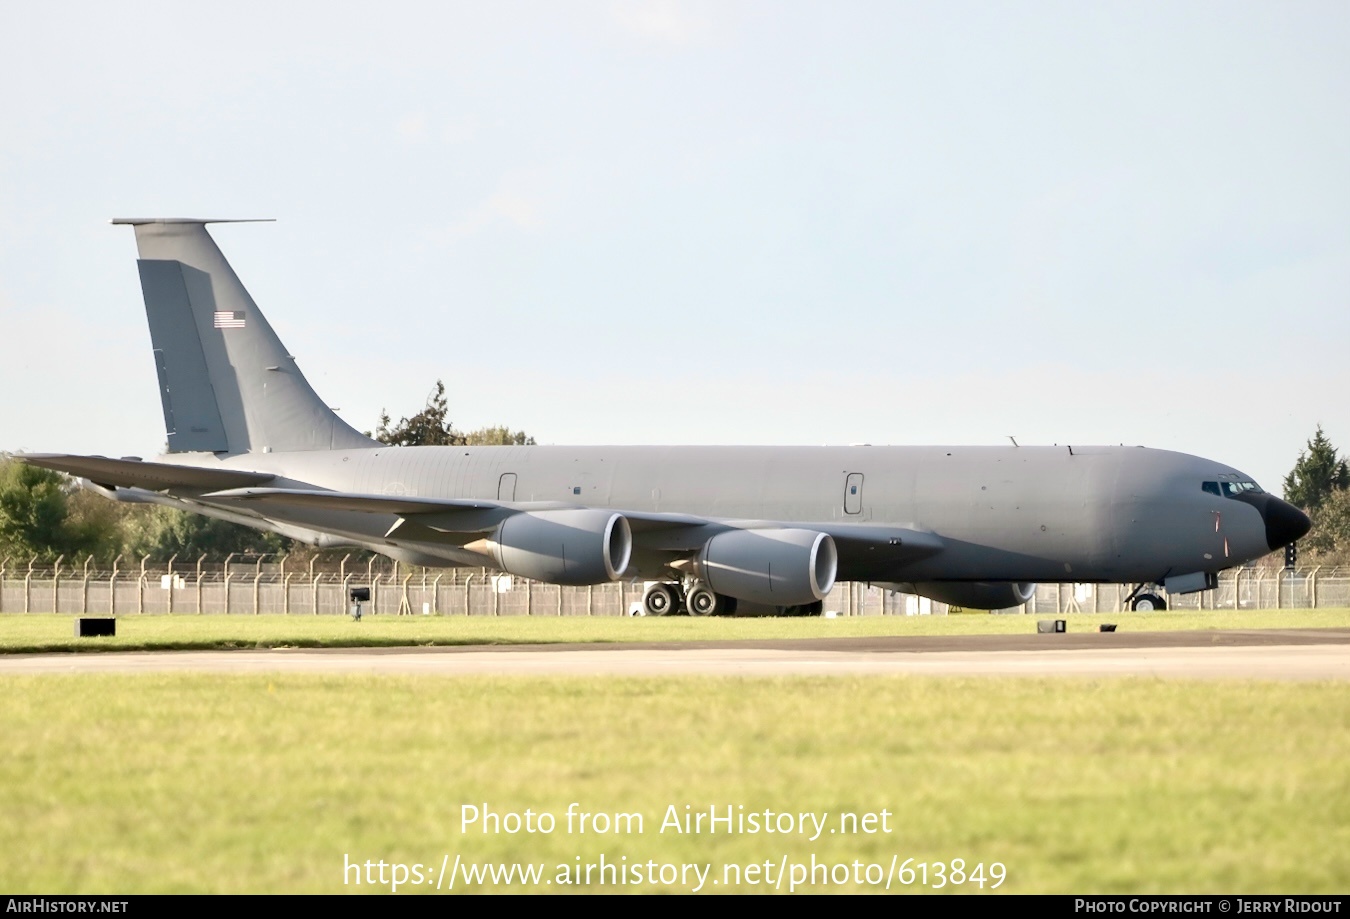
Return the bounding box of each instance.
[0,462,69,558]
[120,505,288,561]
[464,425,536,446]
[372,381,464,446]
[1283,426,1349,512]
[64,487,138,562]
[0,459,291,563]
[0,462,110,560]
[1302,486,1350,562]
[371,381,535,447]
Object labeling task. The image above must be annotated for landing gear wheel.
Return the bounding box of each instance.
[686,586,721,617]
[1131,593,1167,611]
[642,583,678,617]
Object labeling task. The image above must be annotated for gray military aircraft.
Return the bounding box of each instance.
[19,219,1311,614]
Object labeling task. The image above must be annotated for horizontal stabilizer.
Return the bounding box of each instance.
[17,454,274,491]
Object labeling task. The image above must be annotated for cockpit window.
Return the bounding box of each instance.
[1205,479,1263,498]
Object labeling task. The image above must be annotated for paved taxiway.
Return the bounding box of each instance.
[3,630,1348,679]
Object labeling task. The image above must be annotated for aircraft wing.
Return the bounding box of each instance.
[16,453,274,491]
[200,487,711,535]
[203,487,504,516]
[202,487,942,556]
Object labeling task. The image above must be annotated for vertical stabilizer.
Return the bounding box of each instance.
[113,219,377,455]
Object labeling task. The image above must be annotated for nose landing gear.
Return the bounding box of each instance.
[1123,583,1168,611]
[1131,593,1167,611]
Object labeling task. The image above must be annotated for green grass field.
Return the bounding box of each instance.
[1,674,1346,894]
[2,607,1348,654]
[5,611,1347,894]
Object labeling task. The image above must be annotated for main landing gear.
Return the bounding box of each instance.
[641,580,739,617]
[640,580,819,617]
[685,584,721,617]
[641,582,679,616]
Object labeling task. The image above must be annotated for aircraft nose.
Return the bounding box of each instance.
[1262,496,1312,551]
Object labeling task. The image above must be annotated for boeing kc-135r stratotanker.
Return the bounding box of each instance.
[18,219,1311,614]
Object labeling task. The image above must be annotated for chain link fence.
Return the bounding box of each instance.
[2,554,1346,616]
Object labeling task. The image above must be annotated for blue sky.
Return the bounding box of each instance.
[2,1,1347,493]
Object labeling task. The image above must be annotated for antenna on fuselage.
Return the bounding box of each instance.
[1008,436,1019,447]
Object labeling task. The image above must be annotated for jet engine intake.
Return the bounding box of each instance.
[491,509,631,585]
[893,581,1036,610]
[694,528,837,606]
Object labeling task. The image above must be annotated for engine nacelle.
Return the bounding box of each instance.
[894,581,1036,610]
[491,509,631,585]
[694,528,837,606]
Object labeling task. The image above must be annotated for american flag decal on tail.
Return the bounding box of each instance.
[213,311,245,329]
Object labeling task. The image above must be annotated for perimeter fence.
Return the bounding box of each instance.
[0,553,1345,616]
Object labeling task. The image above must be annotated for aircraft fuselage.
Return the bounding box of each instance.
[183,442,1278,584]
